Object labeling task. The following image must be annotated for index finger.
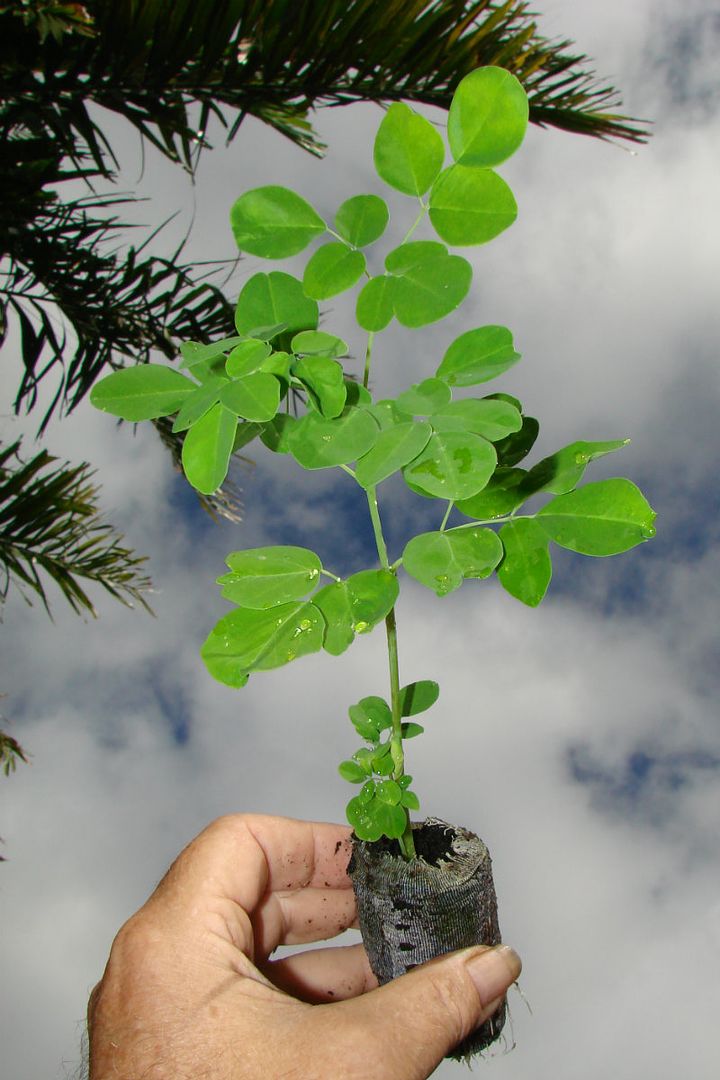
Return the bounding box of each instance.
[150,814,355,917]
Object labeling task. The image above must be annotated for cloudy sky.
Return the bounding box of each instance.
[2,1,719,1077]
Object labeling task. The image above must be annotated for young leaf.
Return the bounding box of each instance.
[288,410,379,469]
[349,696,393,734]
[436,326,521,386]
[201,601,324,685]
[260,350,293,382]
[230,185,325,257]
[235,272,318,336]
[393,255,472,328]
[338,760,368,783]
[302,242,366,300]
[402,531,463,596]
[400,722,424,739]
[356,275,397,332]
[373,103,444,197]
[171,379,226,433]
[355,421,432,488]
[400,790,421,810]
[260,414,298,454]
[385,241,448,274]
[429,166,517,246]
[217,546,322,609]
[358,780,377,804]
[293,357,347,418]
[403,431,496,500]
[395,379,451,416]
[399,679,439,716]
[225,339,272,378]
[180,337,245,369]
[497,518,552,607]
[448,67,529,168]
[494,415,539,467]
[291,330,349,358]
[335,195,389,247]
[181,403,237,493]
[346,569,399,631]
[90,365,196,421]
[536,479,657,555]
[519,439,630,497]
[313,581,356,656]
[455,467,527,520]
[376,779,402,805]
[430,398,522,441]
[219,374,281,423]
[375,801,408,839]
[346,796,384,841]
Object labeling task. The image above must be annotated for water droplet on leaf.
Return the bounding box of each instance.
[353,621,370,633]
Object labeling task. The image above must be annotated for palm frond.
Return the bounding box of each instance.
[0,437,153,618]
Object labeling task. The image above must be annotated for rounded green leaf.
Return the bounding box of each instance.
[260,350,293,382]
[448,67,529,167]
[217,545,322,609]
[345,380,373,408]
[219,373,280,422]
[364,400,413,431]
[395,378,451,416]
[356,275,396,332]
[373,102,445,196]
[180,336,245,370]
[497,518,552,607]
[456,467,527,520]
[400,790,421,810]
[447,526,503,579]
[293,357,347,418]
[313,582,355,656]
[171,379,226,433]
[302,242,366,300]
[235,272,318,336]
[402,531,463,596]
[290,330,348,357]
[260,414,298,454]
[494,415,539,467]
[519,439,630,498]
[399,680,439,716]
[385,241,448,274]
[335,195,389,247]
[226,339,271,378]
[233,422,264,452]
[375,801,408,839]
[346,796,384,841]
[201,600,324,684]
[339,760,368,783]
[393,255,472,328]
[181,402,237,494]
[536,478,657,555]
[376,780,402,806]
[346,569,399,632]
[429,166,517,246]
[403,431,496,500]
[400,722,424,739]
[230,185,325,257]
[288,410,379,469]
[350,696,393,734]
[358,780,377,804]
[90,364,196,421]
[436,326,521,386]
[355,421,432,488]
[430,398,522,442]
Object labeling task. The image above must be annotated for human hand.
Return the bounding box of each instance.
[88,814,520,1079]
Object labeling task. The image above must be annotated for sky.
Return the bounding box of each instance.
[1,1,719,1077]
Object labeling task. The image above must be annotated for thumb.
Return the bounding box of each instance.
[338,944,521,1079]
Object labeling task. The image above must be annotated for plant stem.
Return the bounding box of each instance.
[439,500,454,531]
[402,200,429,244]
[363,331,375,389]
[366,485,416,860]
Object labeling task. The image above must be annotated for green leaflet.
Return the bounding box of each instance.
[335,195,389,247]
[430,398,522,441]
[260,414,297,454]
[235,272,318,337]
[180,336,245,369]
[181,403,237,494]
[291,330,348,357]
[288,409,379,469]
[201,601,324,686]
[393,255,472,328]
[171,378,227,433]
[302,242,366,300]
[494,415,539,467]
[225,339,272,378]
[448,67,529,168]
[230,185,325,257]
[403,431,496,501]
[403,527,502,596]
[89,364,196,421]
[293,356,347,418]
[396,379,451,415]
[536,479,657,555]
[356,275,396,332]
[497,518,552,607]
[219,373,280,423]
[217,546,322,609]
[385,241,448,274]
[436,326,521,386]
[355,421,432,488]
[314,570,399,654]
[519,439,630,497]
[429,165,518,246]
[373,103,445,197]
[398,680,439,716]
[455,467,527,520]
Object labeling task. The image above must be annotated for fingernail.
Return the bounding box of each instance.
[465,945,521,1004]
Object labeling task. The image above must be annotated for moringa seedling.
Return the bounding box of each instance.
[91,67,656,864]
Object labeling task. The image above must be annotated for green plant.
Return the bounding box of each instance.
[91,68,655,861]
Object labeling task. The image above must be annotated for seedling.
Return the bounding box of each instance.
[91,68,655,864]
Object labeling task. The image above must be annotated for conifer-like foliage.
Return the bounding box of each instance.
[92,70,656,859]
